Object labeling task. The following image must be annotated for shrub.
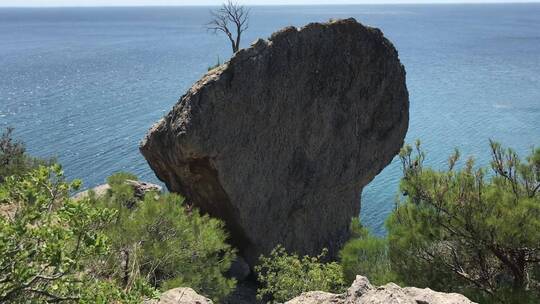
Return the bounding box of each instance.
[0,165,154,303]
[255,245,346,303]
[0,127,53,183]
[339,218,396,285]
[80,278,158,304]
[92,173,237,302]
[386,140,540,303]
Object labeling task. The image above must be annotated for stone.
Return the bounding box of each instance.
[353,283,415,304]
[285,276,477,304]
[346,275,374,300]
[140,18,409,266]
[148,287,213,304]
[125,179,163,199]
[72,184,111,200]
[403,287,475,304]
[72,180,162,201]
[286,291,343,304]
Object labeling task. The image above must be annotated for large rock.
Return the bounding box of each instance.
[140,18,409,266]
[285,276,476,304]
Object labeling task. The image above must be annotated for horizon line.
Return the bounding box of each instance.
[2,1,540,8]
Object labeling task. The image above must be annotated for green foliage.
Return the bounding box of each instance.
[0,165,154,303]
[255,245,346,303]
[0,129,236,302]
[339,219,397,286]
[92,173,237,302]
[79,278,159,304]
[102,172,140,209]
[386,140,540,303]
[0,127,53,183]
[107,171,138,186]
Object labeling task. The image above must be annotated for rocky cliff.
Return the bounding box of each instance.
[140,18,409,266]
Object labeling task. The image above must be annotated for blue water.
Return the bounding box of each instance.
[1,4,539,235]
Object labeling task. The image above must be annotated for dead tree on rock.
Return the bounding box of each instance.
[206,1,249,53]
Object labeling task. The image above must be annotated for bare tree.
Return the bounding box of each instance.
[206,1,249,53]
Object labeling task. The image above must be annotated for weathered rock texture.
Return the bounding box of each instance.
[72,180,162,201]
[146,287,213,304]
[285,275,476,304]
[140,18,409,266]
[150,276,475,304]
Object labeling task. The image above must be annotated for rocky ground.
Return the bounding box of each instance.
[151,276,476,304]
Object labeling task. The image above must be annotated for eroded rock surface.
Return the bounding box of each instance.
[285,276,476,304]
[72,180,162,201]
[140,18,409,266]
[147,287,213,304]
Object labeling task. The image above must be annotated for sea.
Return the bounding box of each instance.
[1,4,539,235]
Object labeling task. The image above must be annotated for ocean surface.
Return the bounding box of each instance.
[1,4,539,235]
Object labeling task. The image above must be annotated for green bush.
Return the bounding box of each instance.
[0,130,236,302]
[339,219,396,286]
[386,140,540,303]
[92,173,237,302]
[0,127,53,183]
[79,278,159,304]
[0,165,155,303]
[255,245,346,303]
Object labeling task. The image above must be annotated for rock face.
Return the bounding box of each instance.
[285,276,477,304]
[140,18,409,266]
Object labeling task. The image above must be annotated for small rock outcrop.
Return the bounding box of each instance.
[152,276,475,304]
[286,276,476,304]
[140,18,409,266]
[147,288,213,304]
[72,180,162,201]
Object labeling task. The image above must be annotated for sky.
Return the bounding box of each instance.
[1,0,539,7]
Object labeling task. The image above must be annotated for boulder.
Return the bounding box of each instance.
[140,18,409,266]
[285,276,477,304]
[147,287,213,304]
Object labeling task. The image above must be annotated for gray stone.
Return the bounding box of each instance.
[286,291,343,304]
[403,287,475,304]
[148,287,213,304]
[72,184,112,200]
[151,276,476,304]
[125,179,163,199]
[72,180,162,201]
[140,18,409,266]
[346,275,374,300]
[353,283,415,304]
[286,276,477,304]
